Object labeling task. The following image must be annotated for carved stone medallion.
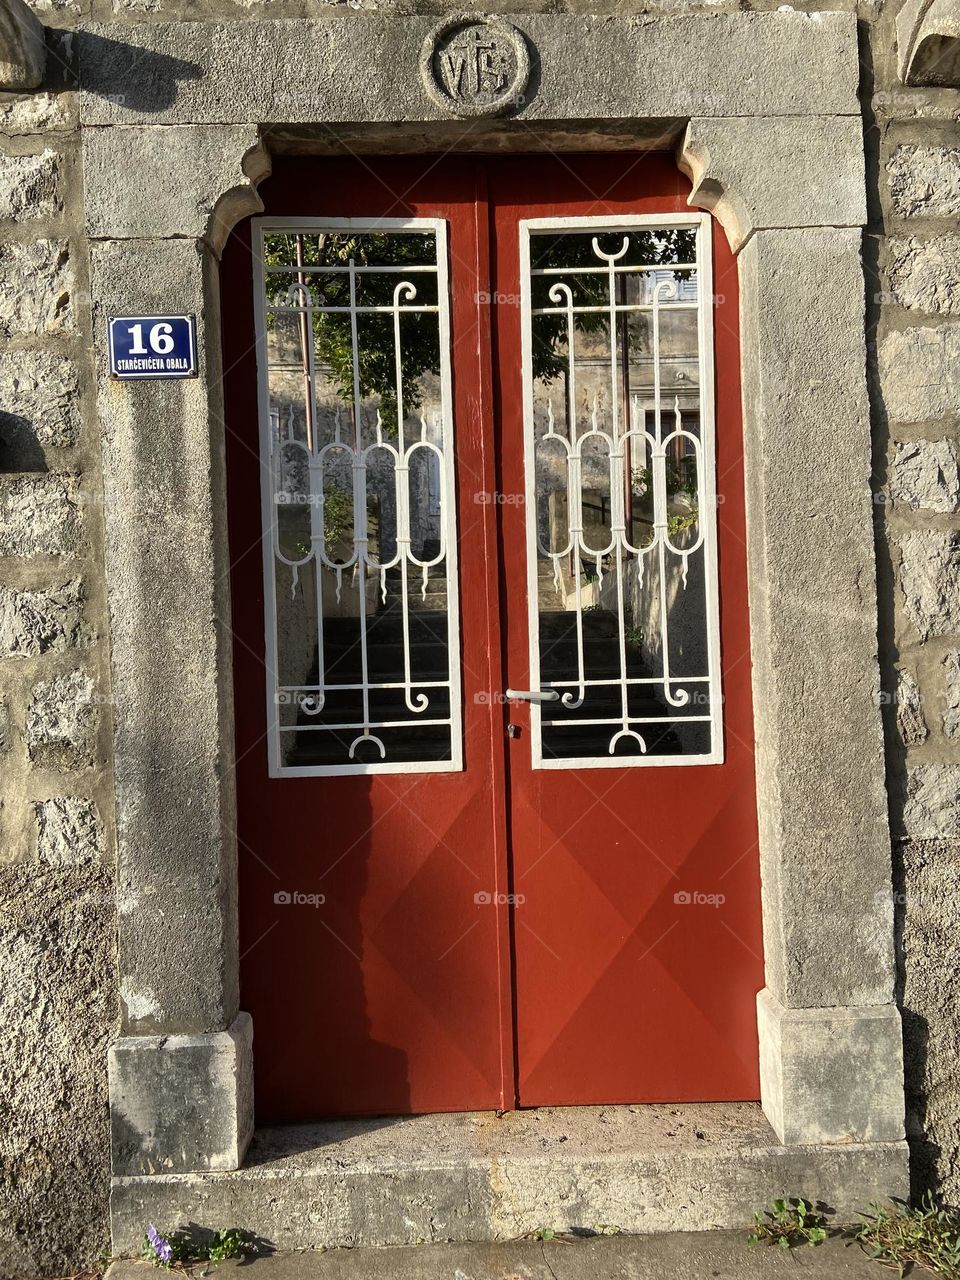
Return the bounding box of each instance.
[420,14,531,118]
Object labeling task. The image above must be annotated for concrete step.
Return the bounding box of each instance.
[104,1231,890,1279]
[109,1104,906,1256]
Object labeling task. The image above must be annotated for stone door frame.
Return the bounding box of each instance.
[75,10,907,1178]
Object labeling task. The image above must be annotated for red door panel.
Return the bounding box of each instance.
[490,155,763,1104]
[223,159,514,1121]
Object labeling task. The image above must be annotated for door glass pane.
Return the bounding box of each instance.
[523,220,721,767]
[257,224,460,774]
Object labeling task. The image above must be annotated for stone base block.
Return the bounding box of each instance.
[758,989,905,1145]
[110,1103,908,1253]
[109,1012,253,1177]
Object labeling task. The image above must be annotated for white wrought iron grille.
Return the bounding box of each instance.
[520,215,722,768]
[253,219,462,776]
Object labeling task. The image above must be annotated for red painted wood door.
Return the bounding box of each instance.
[222,154,763,1124]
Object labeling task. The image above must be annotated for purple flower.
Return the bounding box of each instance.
[147,1225,173,1265]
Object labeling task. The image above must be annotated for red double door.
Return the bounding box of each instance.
[223,153,763,1123]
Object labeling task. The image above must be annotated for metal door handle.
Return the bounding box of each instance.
[505,688,560,703]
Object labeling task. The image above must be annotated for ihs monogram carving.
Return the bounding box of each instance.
[420,15,531,118]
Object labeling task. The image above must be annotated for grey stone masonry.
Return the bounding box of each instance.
[738,227,894,1010]
[107,1105,908,1255]
[880,326,960,423]
[0,91,73,134]
[108,1013,254,1176]
[0,861,115,1279]
[35,796,104,865]
[0,350,82,456]
[876,43,960,1211]
[90,236,239,1036]
[887,145,960,219]
[0,1,115,1269]
[0,473,82,557]
[82,125,264,245]
[942,652,960,739]
[26,669,100,771]
[76,12,861,127]
[898,530,960,641]
[0,150,61,221]
[902,765,960,839]
[0,239,72,336]
[889,236,960,315]
[896,666,928,745]
[891,439,960,512]
[0,579,88,657]
[679,117,866,252]
[757,990,905,1146]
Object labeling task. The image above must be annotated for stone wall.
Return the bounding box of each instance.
[2,0,960,1273]
[0,42,118,1280]
[871,34,960,1201]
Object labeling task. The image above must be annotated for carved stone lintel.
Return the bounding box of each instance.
[0,0,44,92]
[898,0,960,85]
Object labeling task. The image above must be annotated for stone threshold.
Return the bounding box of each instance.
[109,1103,908,1255]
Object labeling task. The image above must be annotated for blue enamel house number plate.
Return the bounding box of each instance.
[108,315,198,379]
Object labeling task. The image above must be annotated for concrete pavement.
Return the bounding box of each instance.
[105,1231,884,1279]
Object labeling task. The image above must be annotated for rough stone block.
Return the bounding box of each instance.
[0,150,61,222]
[757,989,905,1145]
[0,860,115,1278]
[0,473,82,557]
[0,239,72,337]
[944,652,960,739]
[889,237,960,315]
[0,351,81,461]
[897,837,960,1204]
[26,669,99,770]
[680,117,866,252]
[892,439,960,512]
[887,145,960,219]
[898,530,960,640]
[903,764,960,838]
[0,696,10,753]
[108,1012,254,1176]
[35,796,103,865]
[0,579,87,657]
[880,326,960,423]
[0,91,75,134]
[896,666,928,745]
